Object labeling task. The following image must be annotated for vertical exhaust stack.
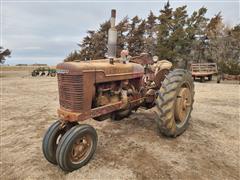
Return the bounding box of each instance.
[107,9,117,60]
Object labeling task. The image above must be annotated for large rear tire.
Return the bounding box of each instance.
[155,69,194,137]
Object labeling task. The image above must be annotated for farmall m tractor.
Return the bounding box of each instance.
[42,10,194,172]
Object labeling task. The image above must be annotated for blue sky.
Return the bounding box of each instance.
[1,0,239,65]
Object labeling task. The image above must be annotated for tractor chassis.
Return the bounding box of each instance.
[58,98,145,122]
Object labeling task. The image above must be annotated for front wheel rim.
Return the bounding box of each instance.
[70,134,93,164]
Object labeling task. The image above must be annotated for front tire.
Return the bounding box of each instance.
[56,124,98,172]
[42,121,77,164]
[155,69,194,137]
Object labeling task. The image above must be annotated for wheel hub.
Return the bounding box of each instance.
[71,135,92,163]
[175,87,192,125]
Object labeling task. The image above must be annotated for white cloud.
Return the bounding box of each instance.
[21,46,42,50]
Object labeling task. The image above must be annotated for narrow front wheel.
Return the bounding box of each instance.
[42,121,77,164]
[56,124,98,172]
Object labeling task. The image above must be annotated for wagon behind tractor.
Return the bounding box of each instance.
[42,10,195,172]
[190,63,218,82]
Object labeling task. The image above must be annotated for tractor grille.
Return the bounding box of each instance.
[58,74,84,112]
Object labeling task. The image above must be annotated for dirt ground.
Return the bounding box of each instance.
[1,72,239,180]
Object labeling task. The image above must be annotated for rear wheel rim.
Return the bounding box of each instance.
[70,134,93,164]
[174,85,192,128]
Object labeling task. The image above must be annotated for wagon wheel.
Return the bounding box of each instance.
[217,74,221,83]
[200,76,205,82]
[56,124,97,172]
[155,69,194,137]
[208,75,212,81]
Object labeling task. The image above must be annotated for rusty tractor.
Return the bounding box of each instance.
[42,10,195,172]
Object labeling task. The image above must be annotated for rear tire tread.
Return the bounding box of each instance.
[155,69,194,137]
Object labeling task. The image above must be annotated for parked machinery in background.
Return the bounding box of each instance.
[31,67,56,77]
[190,63,218,82]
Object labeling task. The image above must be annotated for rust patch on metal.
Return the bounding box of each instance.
[58,74,84,112]
[70,135,93,164]
[58,101,123,122]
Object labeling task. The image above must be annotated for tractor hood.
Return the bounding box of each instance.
[56,59,144,76]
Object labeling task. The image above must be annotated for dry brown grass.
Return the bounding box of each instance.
[1,66,35,71]
[0,66,56,78]
[1,71,239,180]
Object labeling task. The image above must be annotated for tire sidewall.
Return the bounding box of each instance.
[42,121,63,164]
[157,69,194,137]
[174,73,194,135]
[56,124,97,172]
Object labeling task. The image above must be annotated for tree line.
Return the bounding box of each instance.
[65,2,239,75]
